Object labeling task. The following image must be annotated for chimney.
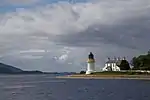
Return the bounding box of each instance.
[108,57,110,61]
[117,57,121,61]
[114,56,117,61]
[116,57,118,61]
[122,57,126,60]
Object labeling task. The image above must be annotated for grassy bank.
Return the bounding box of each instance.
[56,71,150,80]
[89,71,150,75]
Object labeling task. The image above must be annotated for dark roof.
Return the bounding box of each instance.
[106,60,116,63]
[106,60,122,65]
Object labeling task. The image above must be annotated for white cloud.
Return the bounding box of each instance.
[19,55,43,59]
[58,54,68,61]
[0,0,150,72]
[19,49,46,53]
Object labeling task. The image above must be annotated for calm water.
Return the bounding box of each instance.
[0,75,150,100]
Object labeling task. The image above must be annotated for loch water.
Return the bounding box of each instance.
[0,74,150,100]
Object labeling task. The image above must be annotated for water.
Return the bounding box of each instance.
[0,74,150,100]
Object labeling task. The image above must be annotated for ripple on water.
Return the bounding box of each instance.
[17,80,67,84]
[3,85,36,89]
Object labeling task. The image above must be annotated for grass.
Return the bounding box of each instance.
[77,71,150,76]
[91,71,150,75]
[56,71,150,79]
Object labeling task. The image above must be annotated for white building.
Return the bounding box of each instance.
[102,57,121,71]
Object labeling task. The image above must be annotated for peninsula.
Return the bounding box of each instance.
[56,71,150,80]
[57,50,150,80]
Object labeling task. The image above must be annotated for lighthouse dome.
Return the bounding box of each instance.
[88,52,94,59]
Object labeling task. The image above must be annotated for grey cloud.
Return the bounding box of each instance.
[0,0,150,72]
[54,10,150,51]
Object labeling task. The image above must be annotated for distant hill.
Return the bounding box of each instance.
[0,62,43,74]
[0,62,76,74]
[0,63,23,74]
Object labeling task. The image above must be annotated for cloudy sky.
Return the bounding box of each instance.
[0,0,150,72]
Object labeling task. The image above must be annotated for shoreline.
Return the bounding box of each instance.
[56,74,150,80]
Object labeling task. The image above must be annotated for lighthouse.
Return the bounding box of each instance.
[86,52,96,74]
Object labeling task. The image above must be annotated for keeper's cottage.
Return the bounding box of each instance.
[102,57,126,71]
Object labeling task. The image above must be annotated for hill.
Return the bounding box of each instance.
[0,62,43,74]
[0,63,23,74]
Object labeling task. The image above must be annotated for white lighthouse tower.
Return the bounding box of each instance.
[86,52,96,74]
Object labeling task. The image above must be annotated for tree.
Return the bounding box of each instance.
[131,50,150,70]
[118,60,130,70]
[131,57,140,70]
[148,49,150,55]
[80,71,86,74]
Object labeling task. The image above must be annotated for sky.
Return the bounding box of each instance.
[0,0,150,72]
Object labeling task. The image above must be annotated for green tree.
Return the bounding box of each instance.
[148,49,150,55]
[131,50,150,70]
[118,60,130,70]
[80,71,86,74]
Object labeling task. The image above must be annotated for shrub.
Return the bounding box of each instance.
[80,71,86,74]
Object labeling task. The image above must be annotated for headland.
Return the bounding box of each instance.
[56,71,150,80]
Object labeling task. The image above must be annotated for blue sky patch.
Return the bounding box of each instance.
[0,0,89,13]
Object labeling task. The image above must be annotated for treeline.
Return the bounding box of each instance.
[131,50,150,70]
[116,50,150,70]
[110,50,150,70]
